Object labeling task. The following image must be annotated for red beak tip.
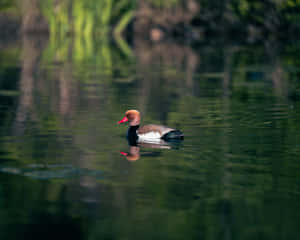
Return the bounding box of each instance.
[118,116,128,124]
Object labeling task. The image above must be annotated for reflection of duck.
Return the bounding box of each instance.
[120,146,140,161]
[120,140,178,161]
[119,110,183,161]
[118,110,184,143]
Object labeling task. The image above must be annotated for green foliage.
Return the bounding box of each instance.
[41,0,136,37]
[0,0,15,10]
[0,0,19,14]
[147,0,180,8]
[230,0,300,27]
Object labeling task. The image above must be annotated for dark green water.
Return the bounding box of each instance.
[0,35,300,239]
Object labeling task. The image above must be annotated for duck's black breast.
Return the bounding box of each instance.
[126,125,139,145]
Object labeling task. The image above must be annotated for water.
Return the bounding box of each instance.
[0,34,300,239]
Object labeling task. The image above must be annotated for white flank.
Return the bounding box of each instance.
[138,131,161,142]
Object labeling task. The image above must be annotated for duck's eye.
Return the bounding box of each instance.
[127,114,134,121]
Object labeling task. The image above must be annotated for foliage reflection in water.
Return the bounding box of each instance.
[0,34,300,240]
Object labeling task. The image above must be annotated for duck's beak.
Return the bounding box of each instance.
[118,116,128,124]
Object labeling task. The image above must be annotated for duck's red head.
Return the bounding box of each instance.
[118,110,140,126]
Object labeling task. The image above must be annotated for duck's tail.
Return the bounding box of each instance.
[162,130,184,140]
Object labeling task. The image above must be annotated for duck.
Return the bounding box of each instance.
[118,110,184,143]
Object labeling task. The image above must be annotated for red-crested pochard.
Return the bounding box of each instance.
[118,110,184,142]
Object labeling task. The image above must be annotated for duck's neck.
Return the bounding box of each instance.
[127,125,140,145]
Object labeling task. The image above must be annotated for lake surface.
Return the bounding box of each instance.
[0,34,300,239]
